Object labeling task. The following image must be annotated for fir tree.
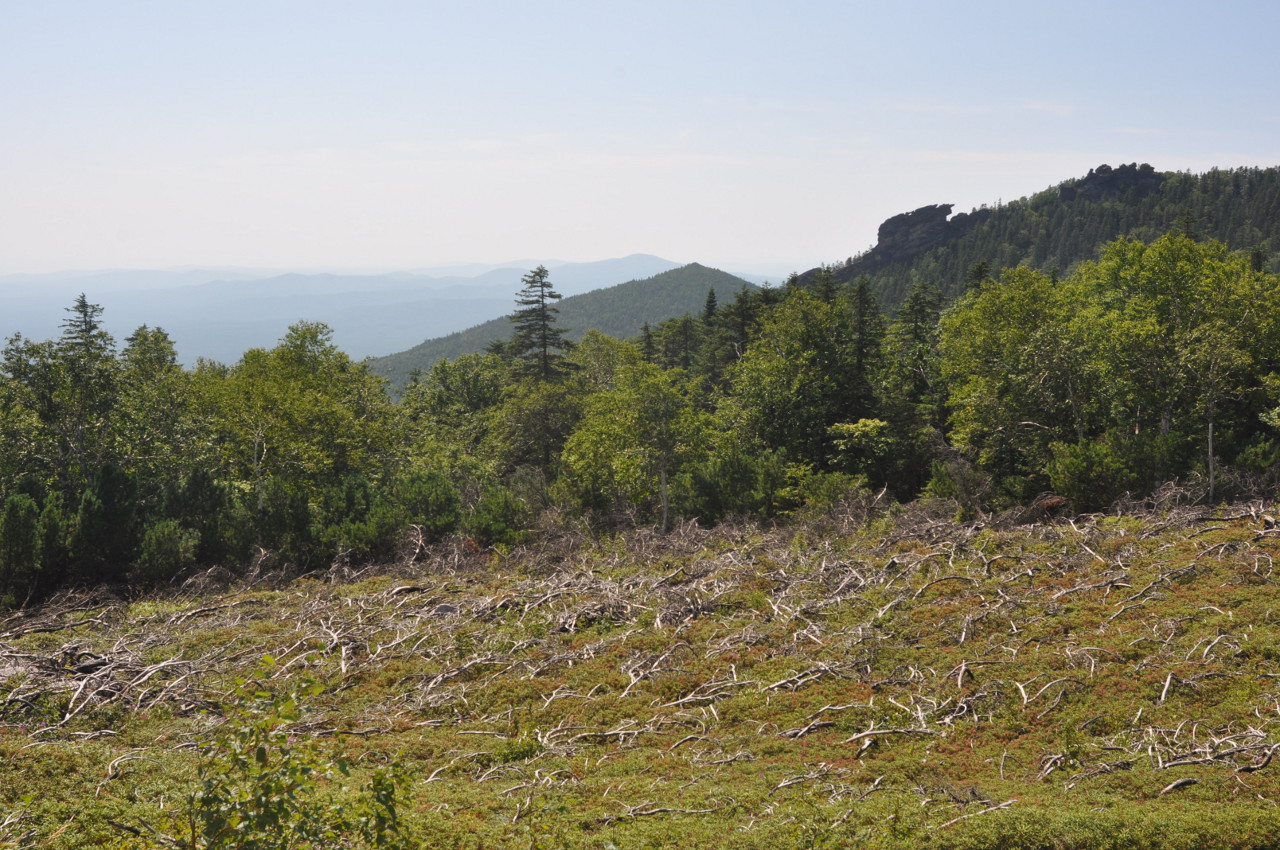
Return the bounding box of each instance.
[508,266,572,380]
[639,322,656,363]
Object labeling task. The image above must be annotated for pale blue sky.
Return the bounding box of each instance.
[1,0,1276,275]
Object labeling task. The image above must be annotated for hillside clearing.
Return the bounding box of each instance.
[6,499,1280,847]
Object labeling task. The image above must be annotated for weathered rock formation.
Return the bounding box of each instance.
[798,202,991,285]
[866,204,991,267]
[795,163,1165,293]
[1059,162,1164,201]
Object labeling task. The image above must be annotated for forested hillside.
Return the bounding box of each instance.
[3,227,1278,609]
[369,263,756,388]
[802,164,1280,308]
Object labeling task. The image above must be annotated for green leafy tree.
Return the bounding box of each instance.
[940,235,1280,509]
[399,352,508,484]
[1094,236,1280,499]
[562,361,708,531]
[1,295,120,493]
[566,330,641,393]
[116,325,202,504]
[197,323,396,513]
[489,379,582,474]
[939,266,1102,485]
[725,289,866,469]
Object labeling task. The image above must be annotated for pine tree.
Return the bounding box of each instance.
[508,266,572,380]
[639,322,656,363]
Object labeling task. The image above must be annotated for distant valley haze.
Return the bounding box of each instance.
[0,255,779,363]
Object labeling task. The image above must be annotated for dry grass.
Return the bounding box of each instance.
[6,498,1280,847]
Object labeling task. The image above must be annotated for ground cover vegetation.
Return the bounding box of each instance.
[5,498,1280,847]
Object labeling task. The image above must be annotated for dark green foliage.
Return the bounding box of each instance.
[392,470,460,542]
[254,480,313,566]
[70,463,139,585]
[687,446,788,522]
[638,322,656,362]
[653,314,698,371]
[822,165,1280,311]
[1045,437,1140,511]
[166,468,230,566]
[35,492,69,591]
[313,473,458,563]
[508,265,572,381]
[0,494,39,604]
[463,486,525,547]
[315,477,392,561]
[130,519,199,585]
[1047,431,1193,511]
[369,264,756,389]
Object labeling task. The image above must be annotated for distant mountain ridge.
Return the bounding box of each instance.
[367,263,757,388]
[799,164,1280,308]
[0,254,689,363]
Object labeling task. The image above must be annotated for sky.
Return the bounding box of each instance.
[1,0,1278,277]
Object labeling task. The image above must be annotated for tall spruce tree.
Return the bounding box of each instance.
[508,265,571,380]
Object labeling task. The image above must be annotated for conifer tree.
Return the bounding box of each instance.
[508,265,572,380]
[639,322,656,363]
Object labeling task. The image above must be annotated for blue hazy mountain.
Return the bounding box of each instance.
[0,254,693,363]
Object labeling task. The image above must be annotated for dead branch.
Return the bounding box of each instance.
[932,799,1016,830]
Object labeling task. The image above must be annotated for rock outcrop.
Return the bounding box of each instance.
[1059,163,1164,201]
[867,204,991,267]
[800,203,992,285]
[795,163,1165,293]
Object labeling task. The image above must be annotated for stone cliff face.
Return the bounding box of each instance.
[796,163,1164,292]
[868,204,992,267]
[1059,162,1164,201]
[801,203,991,285]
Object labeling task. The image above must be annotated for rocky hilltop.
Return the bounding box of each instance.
[862,203,991,268]
[1059,161,1164,201]
[796,162,1173,294]
[797,202,991,284]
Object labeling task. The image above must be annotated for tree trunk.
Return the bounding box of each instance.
[659,467,670,535]
[1207,400,1216,504]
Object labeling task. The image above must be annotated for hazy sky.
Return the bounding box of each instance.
[2,0,1277,276]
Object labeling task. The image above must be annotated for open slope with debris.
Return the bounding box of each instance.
[6,498,1280,847]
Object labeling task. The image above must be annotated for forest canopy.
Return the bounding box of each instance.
[2,231,1279,605]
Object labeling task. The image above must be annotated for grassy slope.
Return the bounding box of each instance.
[5,500,1280,847]
[368,264,756,389]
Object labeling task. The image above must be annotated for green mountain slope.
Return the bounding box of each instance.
[805,164,1280,308]
[369,263,756,387]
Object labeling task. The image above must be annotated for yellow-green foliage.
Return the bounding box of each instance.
[5,502,1280,847]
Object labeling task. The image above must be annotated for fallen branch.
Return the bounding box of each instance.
[932,799,1016,830]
